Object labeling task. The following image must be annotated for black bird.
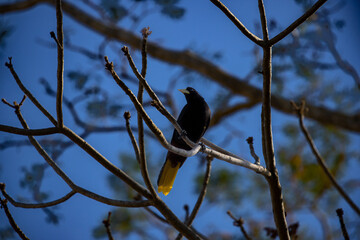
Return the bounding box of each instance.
[157,87,211,195]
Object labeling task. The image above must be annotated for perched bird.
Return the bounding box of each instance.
[157,87,211,196]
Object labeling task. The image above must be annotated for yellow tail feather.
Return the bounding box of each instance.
[157,160,181,196]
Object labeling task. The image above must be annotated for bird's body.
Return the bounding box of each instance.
[157,87,211,196]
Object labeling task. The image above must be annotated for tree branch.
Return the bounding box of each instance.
[102,212,114,240]
[292,101,360,216]
[5,57,57,125]
[246,137,260,165]
[227,211,252,240]
[0,0,44,13]
[1,183,75,208]
[336,208,350,240]
[268,0,328,46]
[176,157,213,240]
[54,0,65,128]
[136,28,158,198]
[0,125,60,136]
[258,0,289,238]
[0,197,30,240]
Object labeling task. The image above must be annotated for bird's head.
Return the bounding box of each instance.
[178,87,204,103]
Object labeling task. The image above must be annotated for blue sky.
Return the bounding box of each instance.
[1,0,360,239]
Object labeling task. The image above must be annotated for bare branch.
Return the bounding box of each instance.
[124,111,141,164]
[258,0,269,41]
[336,208,350,240]
[227,211,252,240]
[136,28,158,198]
[292,101,360,216]
[258,1,289,238]
[0,0,45,13]
[1,183,75,208]
[324,32,360,89]
[54,0,64,128]
[102,212,114,240]
[176,157,213,240]
[246,137,260,165]
[5,57,57,125]
[0,197,30,240]
[209,0,263,46]
[269,0,328,46]
[0,125,60,136]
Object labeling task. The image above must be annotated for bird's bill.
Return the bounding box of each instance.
[178,89,190,94]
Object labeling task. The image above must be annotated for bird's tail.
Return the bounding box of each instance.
[157,159,181,196]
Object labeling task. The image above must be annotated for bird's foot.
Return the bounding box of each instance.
[199,142,206,151]
[178,129,187,140]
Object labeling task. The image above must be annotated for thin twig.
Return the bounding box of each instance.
[258,0,269,42]
[50,31,62,49]
[5,57,57,125]
[55,0,64,128]
[336,208,350,240]
[209,0,263,46]
[292,101,360,216]
[246,137,260,165]
[102,212,114,240]
[176,157,213,240]
[136,27,158,198]
[0,125,60,136]
[186,156,212,226]
[227,211,252,240]
[0,197,30,240]
[269,0,328,46]
[0,183,75,208]
[124,111,141,164]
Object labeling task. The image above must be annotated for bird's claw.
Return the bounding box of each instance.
[180,129,187,137]
[178,129,187,141]
[199,142,206,151]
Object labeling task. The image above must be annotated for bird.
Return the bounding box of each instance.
[157,87,211,196]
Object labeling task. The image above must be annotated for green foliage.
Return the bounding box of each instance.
[278,122,348,201]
